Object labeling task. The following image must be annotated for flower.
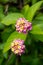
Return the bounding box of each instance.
[15,18,32,33]
[11,39,25,56]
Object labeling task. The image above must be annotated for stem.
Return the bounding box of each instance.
[15,56,18,65]
[4,4,9,15]
[15,55,21,65]
[5,53,13,65]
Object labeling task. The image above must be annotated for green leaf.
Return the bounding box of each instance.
[0,13,5,21]
[1,13,24,25]
[7,53,15,65]
[23,0,30,4]
[1,27,14,42]
[0,51,4,65]
[26,1,43,21]
[30,22,43,41]
[31,58,39,65]
[32,0,37,4]
[3,52,8,59]
[0,57,3,65]
[9,6,19,12]
[0,5,3,13]
[22,5,29,18]
[35,13,43,21]
[0,0,9,3]
[0,44,4,50]
[0,23,5,30]
[3,31,27,53]
[0,5,5,21]
[21,55,32,63]
[30,13,43,42]
[31,24,43,34]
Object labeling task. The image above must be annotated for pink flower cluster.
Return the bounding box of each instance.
[15,18,32,33]
[11,18,32,55]
[11,39,25,56]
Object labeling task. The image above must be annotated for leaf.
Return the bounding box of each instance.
[21,55,32,63]
[0,0,9,3]
[32,0,37,4]
[1,27,14,42]
[3,52,8,59]
[0,5,3,13]
[23,0,30,4]
[35,13,43,21]
[0,5,5,21]
[30,21,43,41]
[0,13,5,21]
[31,24,43,34]
[30,12,43,42]
[7,53,15,65]
[22,5,29,18]
[9,6,19,12]
[3,31,27,53]
[1,13,24,25]
[0,57,3,65]
[0,44,4,50]
[0,23,5,30]
[0,51,4,65]
[26,1,43,21]
[31,58,39,65]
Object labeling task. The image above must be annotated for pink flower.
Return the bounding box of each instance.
[11,39,25,56]
[15,18,32,33]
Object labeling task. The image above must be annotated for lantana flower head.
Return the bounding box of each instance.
[11,39,25,56]
[15,18,32,33]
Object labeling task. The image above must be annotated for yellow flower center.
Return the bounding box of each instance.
[11,42,21,52]
[15,50,19,54]
[17,20,25,25]
[20,26,24,31]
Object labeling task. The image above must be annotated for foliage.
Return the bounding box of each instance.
[0,0,43,65]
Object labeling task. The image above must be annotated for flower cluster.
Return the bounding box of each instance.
[11,39,25,56]
[15,18,32,33]
[11,18,32,55]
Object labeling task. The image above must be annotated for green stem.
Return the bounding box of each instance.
[15,55,21,65]
[4,4,9,15]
